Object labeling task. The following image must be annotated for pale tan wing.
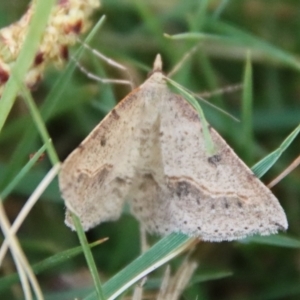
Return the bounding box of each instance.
[130,82,287,241]
[160,92,287,241]
[59,88,144,231]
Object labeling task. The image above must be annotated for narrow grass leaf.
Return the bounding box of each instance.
[146,269,232,289]
[135,0,169,48]
[241,51,253,164]
[242,235,300,248]
[44,287,93,300]
[251,124,300,178]
[212,0,231,19]
[166,18,300,71]
[166,78,216,156]
[0,83,94,144]
[250,281,300,300]
[0,164,60,202]
[0,143,48,200]
[189,0,209,31]
[72,213,105,300]
[191,270,233,284]
[84,233,194,300]
[0,239,106,291]
[207,19,300,70]
[164,32,237,44]
[21,88,59,165]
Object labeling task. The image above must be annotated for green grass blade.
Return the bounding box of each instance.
[251,124,300,177]
[164,32,239,44]
[250,281,300,300]
[21,88,59,165]
[188,0,209,31]
[242,235,300,248]
[241,51,253,164]
[166,19,300,71]
[0,239,105,291]
[0,143,48,200]
[44,288,93,300]
[84,233,194,300]
[206,19,300,70]
[166,78,216,156]
[212,0,231,19]
[72,214,105,300]
[146,269,232,288]
[191,270,233,284]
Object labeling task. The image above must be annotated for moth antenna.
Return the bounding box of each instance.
[171,81,240,122]
[77,37,126,71]
[76,38,135,89]
[71,56,133,86]
[166,45,241,122]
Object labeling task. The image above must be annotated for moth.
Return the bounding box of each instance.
[59,55,287,241]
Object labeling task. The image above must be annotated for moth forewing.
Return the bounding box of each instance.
[60,84,145,230]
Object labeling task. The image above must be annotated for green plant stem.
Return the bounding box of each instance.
[72,213,105,300]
